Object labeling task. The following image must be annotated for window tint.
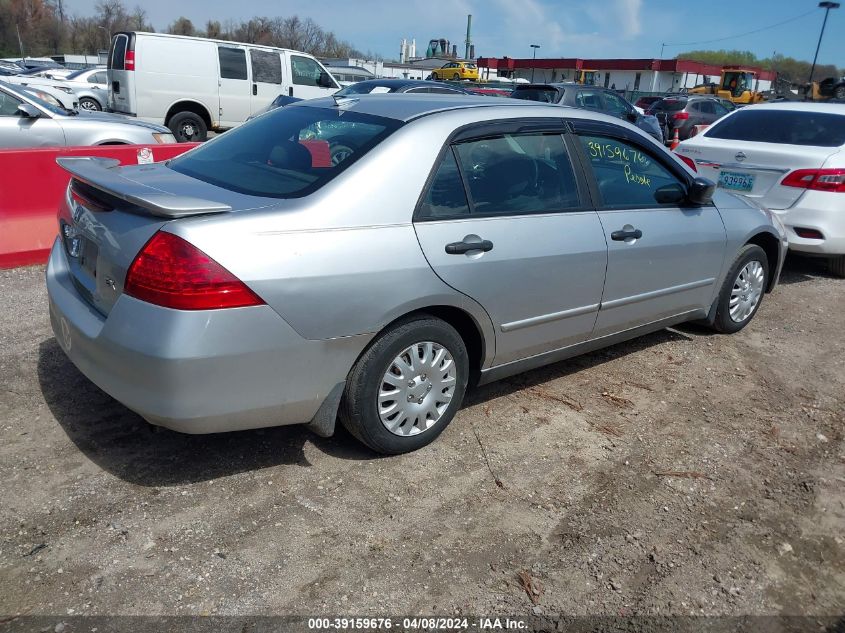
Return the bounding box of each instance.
[168,107,401,198]
[652,99,686,112]
[453,133,581,216]
[603,91,631,117]
[697,101,715,115]
[92,71,108,84]
[250,49,282,84]
[705,109,845,147]
[291,55,322,86]
[579,135,685,208]
[713,102,729,116]
[109,35,127,70]
[417,150,470,219]
[218,47,247,80]
[428,87,463,94]
[0,90,23,116]
[574,90,603,110]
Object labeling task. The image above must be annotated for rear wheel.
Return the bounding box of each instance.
[78,97,101,111]
[453,73,460,80]
[168,111,208,142]
[339,316,469,454]
[711,245,769,333]
[830,255,845,278]
[431,72,439,80]
[834,85,845,100]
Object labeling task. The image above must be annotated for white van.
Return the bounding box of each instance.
[106,32,340,141]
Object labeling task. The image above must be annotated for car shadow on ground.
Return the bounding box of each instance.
[778,253,841,285]
[39,326,691,487]
[37,338,377,487]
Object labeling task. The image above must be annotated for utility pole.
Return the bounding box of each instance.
[530,44,540,82]
[809,2,840,83]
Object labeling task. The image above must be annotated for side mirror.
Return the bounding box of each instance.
[654,183,686,204]
[687,177,716,206]
[317,71,334,88]
[17,103,41,118]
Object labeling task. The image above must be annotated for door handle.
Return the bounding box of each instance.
[288,87,293,97]
[611,228,643,241]
[445,239,494,255]
[252,83,257,96]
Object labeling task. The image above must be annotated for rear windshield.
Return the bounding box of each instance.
[512,87,561,103]
[168,106,402,198]
[651,99,686,112]
[109,35,127,70]
[704,109,845,147]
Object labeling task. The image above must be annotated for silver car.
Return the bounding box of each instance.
[46,95,787,454]
[0,80,174,147]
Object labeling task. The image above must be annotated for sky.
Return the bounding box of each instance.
[67,0,844,65]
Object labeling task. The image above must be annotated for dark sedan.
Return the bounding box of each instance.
[511,83,663,142]
[647,95,732,141]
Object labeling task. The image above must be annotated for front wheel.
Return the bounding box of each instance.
[834,85,845,100]
[711,244,769,333]
[339,316,469,454]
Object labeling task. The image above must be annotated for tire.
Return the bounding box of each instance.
[835,85,845,100]
[829,255,845,278]
[711,244,769,334]
[168,111,208,142]
[330,143,354,166]
[78,97,101,111]
[339,315,469,455]
[431,72,439,80]
[453,73,460,80]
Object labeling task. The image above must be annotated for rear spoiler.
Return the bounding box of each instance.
[56,156,232,218]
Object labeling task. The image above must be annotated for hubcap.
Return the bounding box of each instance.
[181,123,196,139]
[729,260,765,323]
[378,341,457,436]
[79,99,98,110]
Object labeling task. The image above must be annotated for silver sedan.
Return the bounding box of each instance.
[46,95,787,454]
[0,80,174,147]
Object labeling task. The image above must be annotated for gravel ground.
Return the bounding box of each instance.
[0,256,843,625]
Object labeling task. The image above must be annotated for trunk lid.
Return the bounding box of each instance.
[58,158,270,315]
[676,137,840,210]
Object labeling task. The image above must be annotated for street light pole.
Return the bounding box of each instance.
[809,1,839,83]
[530,44,540,82]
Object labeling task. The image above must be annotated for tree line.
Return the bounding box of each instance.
[0,0,367,59]
[679,49,843,85]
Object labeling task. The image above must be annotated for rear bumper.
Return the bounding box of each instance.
[772,191,845,256]
[46,239,366,434]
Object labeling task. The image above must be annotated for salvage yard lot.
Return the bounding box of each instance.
[1,257,843,618]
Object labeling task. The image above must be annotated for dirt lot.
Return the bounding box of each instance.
[1,257,843,626]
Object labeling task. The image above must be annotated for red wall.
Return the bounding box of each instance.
[0,143,197,269]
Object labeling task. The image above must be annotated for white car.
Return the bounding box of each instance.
[62,67,108,91]
[677,102,845,277]
[3,75,79,110]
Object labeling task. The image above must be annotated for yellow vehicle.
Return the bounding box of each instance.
[690,67,765,104]
[431,61,479,81]
[575,69,598,85]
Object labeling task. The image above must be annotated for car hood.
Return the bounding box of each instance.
[73,109,171,133]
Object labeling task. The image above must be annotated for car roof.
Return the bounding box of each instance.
[742,101,845,114]
[345,78,457,89]
[292,92,636,125]
[515,83,579,89]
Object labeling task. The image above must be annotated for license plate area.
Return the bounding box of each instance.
[719,170,754,192]
[79,238,99,280]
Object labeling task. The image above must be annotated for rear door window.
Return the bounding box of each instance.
[603,91,632,117]
[704,109,845,147]
[218,47,248,80]
[109,34,128,70]
[512,88,560,103]
[449,132,582,217]
[578,135,686,208]
[574,90,604,110]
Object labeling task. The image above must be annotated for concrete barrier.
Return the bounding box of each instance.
[0,143,198,269]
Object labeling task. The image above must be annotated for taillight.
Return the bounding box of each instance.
[676,154,697,172]
[124,232,264,310]
[794,228,824,239]
[672,112,690,120]
[781,168,845,193]
[124,50,135,71]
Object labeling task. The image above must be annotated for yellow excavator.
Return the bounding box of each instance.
[690,67,765,104]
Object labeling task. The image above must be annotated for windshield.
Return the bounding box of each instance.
[2,82,68,115]
[65,68,91,80]
[650,99,686,112]
[705,109,845,147]
[168,106,402,198]
[512,87,560,103]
